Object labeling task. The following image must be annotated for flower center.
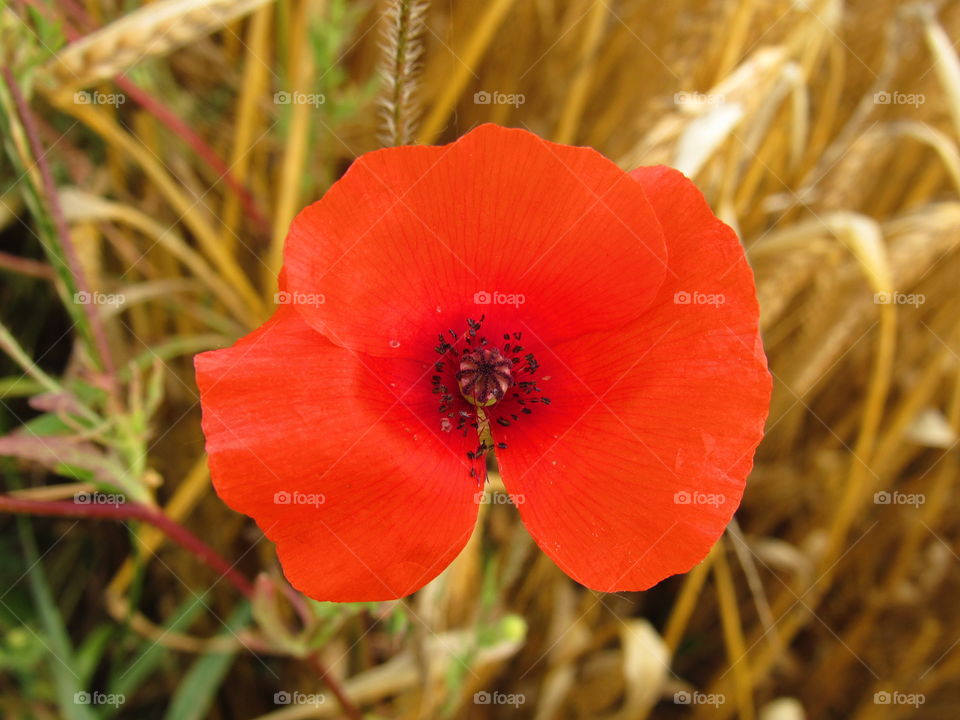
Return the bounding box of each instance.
[457,346,513,406]
[431,316,550,483]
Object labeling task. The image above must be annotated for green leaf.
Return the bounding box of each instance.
[161,602,251,720]
[17,517,97,720]
[0,376,46,397]
[74,625,114,688]
[20,411,73,437]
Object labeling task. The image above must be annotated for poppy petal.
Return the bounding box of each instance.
[283,124,667,359]
[195,307,480,601]
[491,166,771,591]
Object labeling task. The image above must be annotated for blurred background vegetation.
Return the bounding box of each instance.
[1,0,959,718]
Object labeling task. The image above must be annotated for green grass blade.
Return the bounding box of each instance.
[161,602,251,720]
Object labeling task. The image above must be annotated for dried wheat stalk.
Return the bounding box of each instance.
[43,0,273,91]
[377,0,429,147]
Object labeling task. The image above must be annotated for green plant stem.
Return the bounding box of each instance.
[2,67,119,392]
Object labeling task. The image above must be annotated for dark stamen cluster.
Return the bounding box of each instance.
[431,316,550,481]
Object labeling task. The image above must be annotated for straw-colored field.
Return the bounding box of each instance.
[1,0,958,718]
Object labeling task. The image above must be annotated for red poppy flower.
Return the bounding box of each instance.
[195,124,770,602]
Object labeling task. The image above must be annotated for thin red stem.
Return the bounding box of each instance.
[52,0,89,30]
[2,67,119,389]
[0,494,255,597]
[0,251,55,280]
[306,652,364,720]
